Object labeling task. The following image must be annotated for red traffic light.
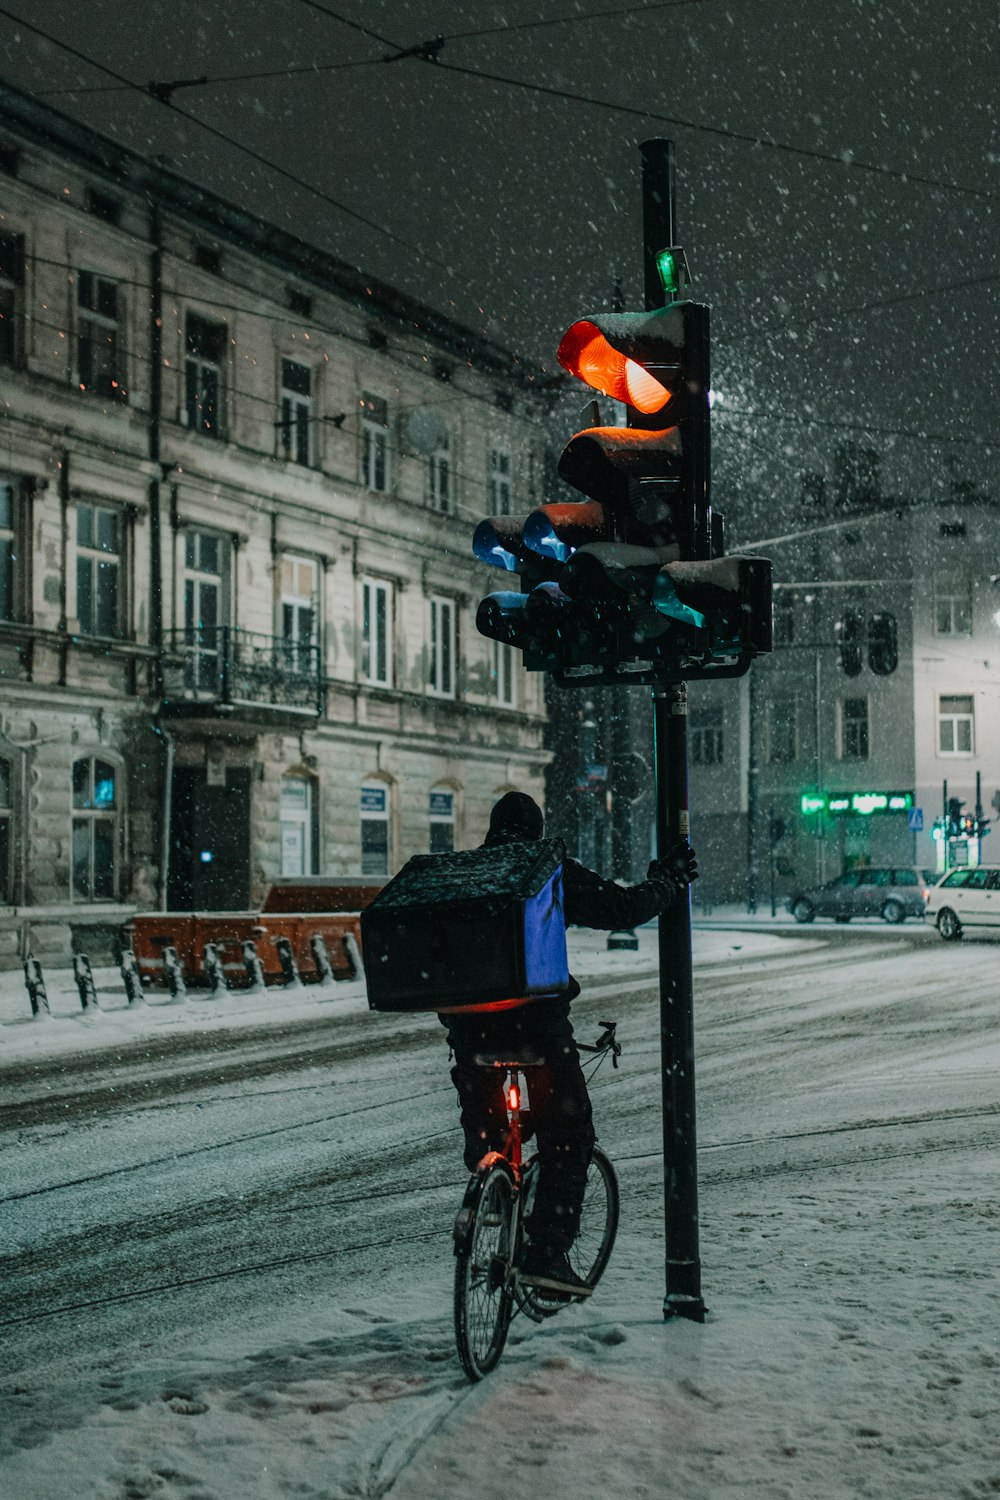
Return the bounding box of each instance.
[557,320,674,415]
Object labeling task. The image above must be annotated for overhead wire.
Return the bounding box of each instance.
[6,0,996,207]
[0,4,458,280]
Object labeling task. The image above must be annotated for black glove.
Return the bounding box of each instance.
[648,838,698,889]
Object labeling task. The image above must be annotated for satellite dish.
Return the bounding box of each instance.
[404,407,448,455]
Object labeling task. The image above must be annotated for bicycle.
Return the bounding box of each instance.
[452,1019,622,1381]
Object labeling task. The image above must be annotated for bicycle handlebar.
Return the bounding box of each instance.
[577,1019,621,1068]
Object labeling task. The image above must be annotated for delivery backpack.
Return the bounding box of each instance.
[361,838,569,1014]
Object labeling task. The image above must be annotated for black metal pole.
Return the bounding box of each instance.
[768,804,777,918]
[642,138,705,1323]
[653,682,704,1320]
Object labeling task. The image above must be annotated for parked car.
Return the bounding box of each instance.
[787,867,933,925]
[923,865,1000,940]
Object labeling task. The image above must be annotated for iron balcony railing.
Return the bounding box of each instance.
[165,626,323,714]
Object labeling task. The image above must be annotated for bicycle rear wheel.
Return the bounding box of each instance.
[454,1160,516,1380]
[517,1144,620,1319]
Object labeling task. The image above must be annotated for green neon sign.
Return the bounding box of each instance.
[800,789,914,817]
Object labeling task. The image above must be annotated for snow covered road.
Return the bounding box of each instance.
[1,927,998,1498]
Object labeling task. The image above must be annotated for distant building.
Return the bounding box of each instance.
[688,463,1000,908]
[0,84,549,964]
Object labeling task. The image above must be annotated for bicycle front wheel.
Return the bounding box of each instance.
[454,1160,516,1380]
[518,1145,620,1320]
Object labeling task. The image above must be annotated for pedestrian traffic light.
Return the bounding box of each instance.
[472,297,772,685]
[868,612,898,675]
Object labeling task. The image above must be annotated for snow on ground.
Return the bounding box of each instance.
[0,923,809,1064]
[2,927,999,1499]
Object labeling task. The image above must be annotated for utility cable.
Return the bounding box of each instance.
[0,5,455,278]
[8,1,994,207]
[423,55,1000,206]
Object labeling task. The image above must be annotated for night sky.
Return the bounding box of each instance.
[1,0,998,528]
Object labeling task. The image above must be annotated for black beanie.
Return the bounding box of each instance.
[486,791,545,844]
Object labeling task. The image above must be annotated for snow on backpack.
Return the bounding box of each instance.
[362,839,569,1014]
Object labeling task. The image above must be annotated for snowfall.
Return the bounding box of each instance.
[1,915,998,1500]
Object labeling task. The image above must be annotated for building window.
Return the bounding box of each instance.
[281,773,315,876]
[429,786,455,854]
[840,696,869,761]
[0,232,24,367]
[77,271,126,400]
[361,577,393,687]
[0,757,12,904]
[768,699,798,765]
[280,554,318,673]
[75,503,121,638]
[361,392,390,491]
[185,313,227,437]
[489,447,511,515]
[360,781,390,877]
[279,360,312,466]
[493,640,516,708]
[938,694,974,756]
[934,574,972,635]
[86,189,122,225]
[0,478,18,622]
[429,595,456,698]
[183,530,228,691]
[428,430,451,513]
[691,707,724,765]
[72,756,118,901]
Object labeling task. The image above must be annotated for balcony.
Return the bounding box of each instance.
[162,627,323,720]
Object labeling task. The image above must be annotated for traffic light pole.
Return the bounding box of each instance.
[643,139,706,1323]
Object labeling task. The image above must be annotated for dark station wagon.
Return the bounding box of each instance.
[786,867,932,925]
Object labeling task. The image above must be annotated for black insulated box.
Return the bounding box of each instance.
[362,840,569,1014]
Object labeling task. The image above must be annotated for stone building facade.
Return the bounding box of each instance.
[0,84,549,963]
[687,465,1000,907]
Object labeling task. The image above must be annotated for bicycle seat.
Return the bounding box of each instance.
[473,1050,547,1069]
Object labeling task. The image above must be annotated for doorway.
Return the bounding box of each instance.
[168,765,252,910]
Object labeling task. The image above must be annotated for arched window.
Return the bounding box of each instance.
[360,779,391,877]
[281,772,316,876]
[72,756,119,901]
[429,784,456,854]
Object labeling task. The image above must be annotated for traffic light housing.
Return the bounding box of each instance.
[473,299,772,685]
[837,610,864,676]
[868,612,898,675]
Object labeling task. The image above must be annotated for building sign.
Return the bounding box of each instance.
[429,791,453,818]
[360,786,387,815]
[800,790,914,817]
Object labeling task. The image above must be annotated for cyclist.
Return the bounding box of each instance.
[440,790,698,1299]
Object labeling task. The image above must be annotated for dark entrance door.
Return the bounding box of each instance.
[168,766,252,910]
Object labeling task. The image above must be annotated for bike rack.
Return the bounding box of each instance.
[73,953,98,1011]
[23,956,50,1018]
[119,949,144,1006]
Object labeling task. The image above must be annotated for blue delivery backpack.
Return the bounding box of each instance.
[361,839,569,1014]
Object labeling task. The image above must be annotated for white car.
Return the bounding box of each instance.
[924,866,1000,940]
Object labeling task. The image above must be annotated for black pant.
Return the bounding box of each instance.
[440,1001,596,1253]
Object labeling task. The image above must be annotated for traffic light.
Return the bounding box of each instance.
[473,298,772,685]
[836,610,864,676]
[947,798,964,837]
[868,612,898,675]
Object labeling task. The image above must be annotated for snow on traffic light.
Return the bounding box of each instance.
[472,299,772,685]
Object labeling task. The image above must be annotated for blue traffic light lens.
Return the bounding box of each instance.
[523,511,572,563]
[472,519,519,571]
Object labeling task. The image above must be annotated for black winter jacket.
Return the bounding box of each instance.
[481,830,676,931]
[562,857,675,930]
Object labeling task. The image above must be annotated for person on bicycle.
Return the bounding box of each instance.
[440,790,698,1299]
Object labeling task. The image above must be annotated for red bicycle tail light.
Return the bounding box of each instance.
[507,1084,519,1111]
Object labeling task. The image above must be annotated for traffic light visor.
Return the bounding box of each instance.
[558,320,673,415]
